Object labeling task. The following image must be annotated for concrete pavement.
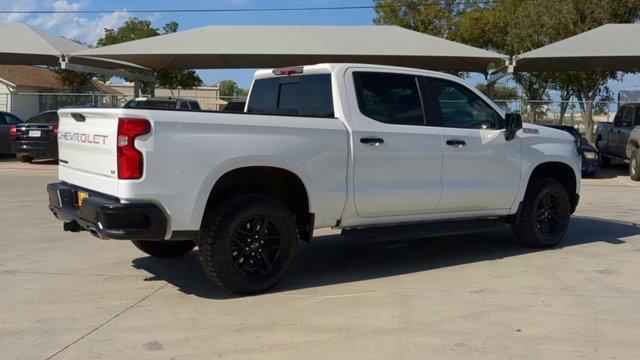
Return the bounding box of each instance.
[1,156,639,359]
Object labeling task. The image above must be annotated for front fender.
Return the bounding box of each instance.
[510,137,581,213]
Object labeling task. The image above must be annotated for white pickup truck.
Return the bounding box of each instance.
[48,64,581,294]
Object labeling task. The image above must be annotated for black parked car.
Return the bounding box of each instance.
[0,111,23,155]
[11,110,59,162]
[545,125,599,177]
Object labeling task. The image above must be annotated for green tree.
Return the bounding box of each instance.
[218,80,247,98]
[373,0,464,38]
[97,18,203,91]
[51,68,93,92]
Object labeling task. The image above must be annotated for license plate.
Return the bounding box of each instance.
[77,190,89,206]
[29,130,41,137]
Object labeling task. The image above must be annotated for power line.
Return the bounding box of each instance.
[0,1,502,15]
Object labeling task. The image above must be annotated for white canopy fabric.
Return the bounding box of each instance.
[516,24,640,72]
[0,22,148,71]
[70,25,508,73]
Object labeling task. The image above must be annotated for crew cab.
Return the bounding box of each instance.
[596,103,640,180]
[48,64,581,294]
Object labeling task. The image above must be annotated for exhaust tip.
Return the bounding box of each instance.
[63,221,82,232]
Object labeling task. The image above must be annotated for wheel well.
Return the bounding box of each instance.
[205,166,313,241]
[528,162,577,195]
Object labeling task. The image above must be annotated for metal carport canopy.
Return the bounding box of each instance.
[69,25,508,73]
[515,24,640,72]
[0,22,152,75]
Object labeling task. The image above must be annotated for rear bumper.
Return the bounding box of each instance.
[13,141,58,156]
[47,182,167,240]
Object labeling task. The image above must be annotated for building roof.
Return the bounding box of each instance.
[0,65,121,94]
[0,65,62,89]
[516,24,640,72]
[71,25,508,73]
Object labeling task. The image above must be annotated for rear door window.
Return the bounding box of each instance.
[247,74,334,117]
[614,106,631,127]
[621,106,634,127]
[352,72,425,126]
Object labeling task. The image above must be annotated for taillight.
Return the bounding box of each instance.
[272,66,304,76]
[117,118,151,179]
[51,124,58,140]
[9,125,17,139]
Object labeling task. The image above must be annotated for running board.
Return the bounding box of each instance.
[341,218,508,242]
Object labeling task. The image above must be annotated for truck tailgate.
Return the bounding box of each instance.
[57,109,120,195]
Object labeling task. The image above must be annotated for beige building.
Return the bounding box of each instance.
[104,82,227,111]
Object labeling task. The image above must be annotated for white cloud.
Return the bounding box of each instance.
[0,0,142,45]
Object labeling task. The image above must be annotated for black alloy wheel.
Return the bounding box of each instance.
[535,192,564,238]
[513,177,571,248]
[199,194,299,295]
[230,216,284,277]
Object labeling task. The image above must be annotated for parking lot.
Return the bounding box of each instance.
[1,157,639,359]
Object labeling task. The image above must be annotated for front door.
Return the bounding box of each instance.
[613,105,634,157]
[426,77,521,213]
[348,70,443,218]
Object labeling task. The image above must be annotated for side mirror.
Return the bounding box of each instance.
[505,113,522,141]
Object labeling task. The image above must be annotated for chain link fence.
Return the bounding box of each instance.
[0,92,621,136]
[493,99,619,135]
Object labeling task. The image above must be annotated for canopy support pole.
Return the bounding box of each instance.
[485,61,514,99]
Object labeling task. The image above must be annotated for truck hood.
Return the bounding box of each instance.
[522,123,575,143]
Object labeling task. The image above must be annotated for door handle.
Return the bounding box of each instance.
[360,137,384,146]
[446,139,466,148]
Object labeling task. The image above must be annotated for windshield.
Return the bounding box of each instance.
[125,100,177,109]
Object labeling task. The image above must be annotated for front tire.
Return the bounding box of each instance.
[513,178,571,248]
[131,240,194,258]
[198,194,299,295]
[630,150,640,181]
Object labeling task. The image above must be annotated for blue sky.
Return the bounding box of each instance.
[1,0,638,93]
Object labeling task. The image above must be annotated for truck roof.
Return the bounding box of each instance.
[254,63,464,83]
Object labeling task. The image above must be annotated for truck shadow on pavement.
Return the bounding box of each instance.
[131,216,638,299]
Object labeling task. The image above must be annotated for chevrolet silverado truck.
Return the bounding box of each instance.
[48,64,581,294]
[596,103,640,180]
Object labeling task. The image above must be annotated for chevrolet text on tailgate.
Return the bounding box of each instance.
[48,64,581,294]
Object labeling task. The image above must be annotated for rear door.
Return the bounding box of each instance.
[347,70,443,218]
[612,105,634,157]
[426,77,521,213]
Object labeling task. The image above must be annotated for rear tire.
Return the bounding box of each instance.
[630,150,640,181]
[17,154,33,163]
[513,177,571,248]
[198,194,299,295]
[131,240,194,258]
